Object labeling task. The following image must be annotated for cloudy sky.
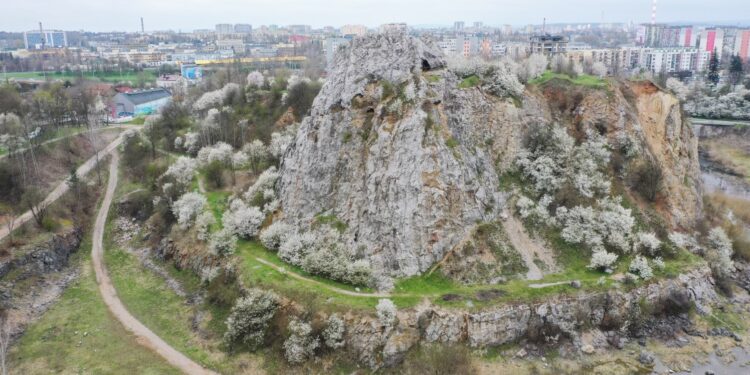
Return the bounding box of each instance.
[2,0,748,32]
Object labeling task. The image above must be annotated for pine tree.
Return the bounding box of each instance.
[729,55,744,85]
[707,48,720,86]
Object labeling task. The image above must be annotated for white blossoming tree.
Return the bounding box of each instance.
[172,192,207,229]
[283,319,319,364]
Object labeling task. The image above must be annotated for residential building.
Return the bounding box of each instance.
[24,29,67,49]
[113,88,172,117]
[733,29,750,62]
[234,24,252,34]
[216,39,245,53]
[341,24,368,37]
[454,21,465,31]
[215,24,234,35]
[379,23,408,33]
[699,28,724,59]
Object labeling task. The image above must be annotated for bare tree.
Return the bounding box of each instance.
[86,96,104,186]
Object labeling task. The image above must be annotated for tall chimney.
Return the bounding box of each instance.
[141,17,145,34]
[39,22,45,49]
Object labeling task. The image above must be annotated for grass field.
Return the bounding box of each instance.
[3,70,157,84]
[530,71,608,89]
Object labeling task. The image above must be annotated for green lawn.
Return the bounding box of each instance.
[9,238,178,374]
[530,71,608,89]
[459,74,481,88]
[102,168,257,373]
[3,70,157,84]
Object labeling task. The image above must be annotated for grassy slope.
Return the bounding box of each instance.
[9,237,178,374]
[530,71,608,88]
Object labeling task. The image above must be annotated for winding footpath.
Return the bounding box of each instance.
[0,130,130,241]
[91,152,216,375]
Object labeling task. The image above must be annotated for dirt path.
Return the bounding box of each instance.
[92,152,216,375]
[0,131,130,242]
[252,257,394,298]
[502,216,557,281]
[0,125,134,161]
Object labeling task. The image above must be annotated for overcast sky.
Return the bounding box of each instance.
[2,0,748,32]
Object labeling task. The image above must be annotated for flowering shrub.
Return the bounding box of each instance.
[244,166,279,209]
[278,231,317,265]
[588,250,618,271]
[707,227,734,278]
[195,211,215,241]
[517,54,548,83]
[243,139,268,171]
[666,78,689,101]
[283,318,319,364]
[197,141,233,166]
[635,232,661,255]
[163,156,198,187]
[684,89,750,120]
[223,289,279,350]
[193,83,242,112]
[246,71,264,88]
[172,192,207,229]
[322,314,346,349]
[556,197,635,253]
[209,227,237,256]
[222,199,264,239]
[270,131,293,159]
[629,255,654,280]
[259,221,292,250]
[376,299,397,327]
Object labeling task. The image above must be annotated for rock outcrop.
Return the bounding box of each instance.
[345,267,719,369]
[278,31,703,278]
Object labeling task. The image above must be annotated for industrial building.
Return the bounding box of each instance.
[24,29,67,49]
[113,88,171,117]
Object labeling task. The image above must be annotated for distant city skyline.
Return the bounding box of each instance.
[1,0,749,32]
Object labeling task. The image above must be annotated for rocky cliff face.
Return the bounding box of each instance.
[345,268,719,369]
[278,31,702,277]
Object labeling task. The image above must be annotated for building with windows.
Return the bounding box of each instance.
[732,29,750,62]
[530,34,568,56]
[113,88,171,117]
[215,24,234,35]
[24,30,67,49]
[699,28,724,60]
[234,24,252,34]
[341,24,368,37]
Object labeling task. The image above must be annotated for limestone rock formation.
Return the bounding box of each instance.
[278,31,702,278]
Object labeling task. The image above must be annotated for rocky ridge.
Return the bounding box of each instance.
[278,31,703,278]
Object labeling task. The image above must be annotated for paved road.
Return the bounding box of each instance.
[91,152,217,375]
[689,117,750,127]
[0,132,128,241]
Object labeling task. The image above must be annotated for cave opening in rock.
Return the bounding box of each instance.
[421,59,431,71]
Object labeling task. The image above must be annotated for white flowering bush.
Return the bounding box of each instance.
[244,166,279,207]
[222,199,264,239]
[193,83,242,111]
[322,314,346,349]
[556,197,635,253]
[223,289,279,350]
[707,227,734,278]
[172,192,207,229]
[283,318,319,364]
[195,211,215,241]
[232,151,249,169]
[517,195,554,225]
[376,299,397,327]
[197,141,233,167]
[183,132,200,155]
[260,221,292,250]
[666,78,689,101]
[518,54,548,83]
[270,131,293,159]
[629,255,654,280]
[669,232,701,253]
[590,62,607,78]
[246,71,264,88]
[163,156,198,186]
[588,250,618,271]
[243,139,268,171]
[652,256,665,270]
[278,231,317,265]
[482,59,524,98]
[685,88,750,120]
[209,227,237,256]
[635,232,661,255]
